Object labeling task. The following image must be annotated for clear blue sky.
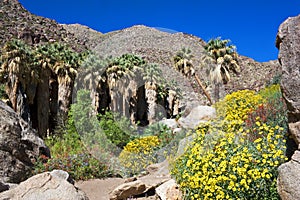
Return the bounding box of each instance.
[19,0,300,62]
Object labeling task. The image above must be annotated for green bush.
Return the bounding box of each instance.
[98,111,137,149]
[33,91,114,180]
[0,84,7,99]
[143,122,174,147]
[171,86,288,199]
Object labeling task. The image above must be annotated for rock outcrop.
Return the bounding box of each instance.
[276,14,300,122]
[0,170,89,200]
[0,100,49,183]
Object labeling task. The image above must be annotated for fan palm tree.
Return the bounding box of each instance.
[205,37,240,84]
[173,48,212,104]
[0,39,37,121]
[77,51,108,114]
[41,42,80,118]
[143,63,162,124]
[106,54,144,114]
[204,37,240,101]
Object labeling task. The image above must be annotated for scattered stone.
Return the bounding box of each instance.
[0,100,49,183]
[178,106,216,129]
[276,14,300,122]
[0,170,88,200]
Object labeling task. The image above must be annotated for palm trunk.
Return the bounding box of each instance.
[36,69,50,138]
[145,82,157,124]
[194,74,213,105]
[57,77,74,120]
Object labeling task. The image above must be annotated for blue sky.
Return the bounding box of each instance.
[19,0,300,62]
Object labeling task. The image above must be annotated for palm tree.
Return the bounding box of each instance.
[173,47,195,77]
[77,51,108,114]
[0,39,36,122]
[106,54,144,114]
[48,42,80,119]
[204,37,240,101]
[143,63,162,124]
[173,48,212,104]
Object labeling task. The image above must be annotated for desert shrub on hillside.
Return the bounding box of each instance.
[171,85,288,199]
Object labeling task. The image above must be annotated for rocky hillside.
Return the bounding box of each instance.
[67,24,281,105]
[0,0,86,51]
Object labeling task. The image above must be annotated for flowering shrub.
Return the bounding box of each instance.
[119,135,160,176]
[171,87,288,199]
[33,153,111,180]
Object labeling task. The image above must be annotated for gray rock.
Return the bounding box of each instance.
[278,150,300,200]
[177,134,196,156]
[178,106,216,129]
[276,14,300,122]
[289,122,300,146]
[0,100,49,183]
[0,170,88,200]
[159,119,178,130]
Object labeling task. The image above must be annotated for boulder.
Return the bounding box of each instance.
[278,151,300,200]
[178,106,216,129]
[0,170,88,200]
[156,179,182,200]
[109,180,147,200]
[109,160,171,199]
[289,122,300,145]
[276,14,300,122]
[0,100,49,183]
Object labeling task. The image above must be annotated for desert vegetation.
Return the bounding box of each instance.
[0,35,288,200]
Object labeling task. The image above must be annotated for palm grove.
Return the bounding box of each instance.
[0,37,240,178]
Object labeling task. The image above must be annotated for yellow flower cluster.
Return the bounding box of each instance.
[119,135,160,176]
[171,88,287,199]
[215,90,263,129]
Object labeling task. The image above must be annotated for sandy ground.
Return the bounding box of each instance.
[75,178,125,200]
[75,178,158,200]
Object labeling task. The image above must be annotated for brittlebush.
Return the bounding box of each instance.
[171,86,287,200]
[119,136,160,176]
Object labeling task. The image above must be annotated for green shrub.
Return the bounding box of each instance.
[98,111,137,149]
[143,122,174,147]
[0,84,6,99]
[33,90,114,180]
[171,87,288,199]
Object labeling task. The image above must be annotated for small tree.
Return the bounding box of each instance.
[173,48,212,104]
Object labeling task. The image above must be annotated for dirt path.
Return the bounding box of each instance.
[75,178,125,200]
